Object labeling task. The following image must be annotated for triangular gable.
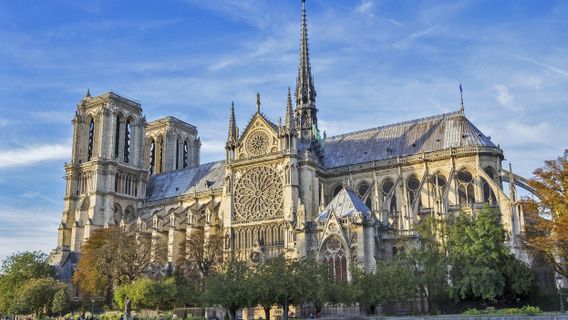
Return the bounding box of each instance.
[238,111,279,144]
[317,187,371,221]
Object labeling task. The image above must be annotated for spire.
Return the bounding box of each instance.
[459,83,464,114]
[295,0,316,107]
[256,92,261,113]
[227,102,237,146]
[295,0,319,143]
[285,87,295,131]
[85,89,91,98]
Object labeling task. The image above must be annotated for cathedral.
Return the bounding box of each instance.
[50,0,531,280]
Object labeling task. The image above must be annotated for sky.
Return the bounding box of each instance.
[0,0,567,263]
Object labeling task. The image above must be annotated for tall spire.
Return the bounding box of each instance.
[296,0,316,107]
[285,87,295,132]
[295,0,318,143]
[227,102,237,146]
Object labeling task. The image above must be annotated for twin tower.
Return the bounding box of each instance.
[55,91,200,254]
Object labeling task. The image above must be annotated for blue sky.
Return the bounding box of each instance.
[0,0,567,262]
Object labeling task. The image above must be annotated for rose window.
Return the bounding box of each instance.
[246,130,270,156]
[234,166,283,222]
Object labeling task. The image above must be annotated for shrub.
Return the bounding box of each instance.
[463,308,480,315]
[100,311,122,320]
[520,305,542,316]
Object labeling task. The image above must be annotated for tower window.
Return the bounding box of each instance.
[124,119,131,163]
[114,115,121,158]
[183,141,188,168]
[159,138,164,173]
[176,139,180,170]
[87,119,95,161]
[149,140,155,175]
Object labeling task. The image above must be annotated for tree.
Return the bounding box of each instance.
[11,277,67,317]
[177,229,223,280]
[114,277,177,310]
[295,258,353,316]
[402,216,449,312]
[0,251,52,313]
[268,256,307,320]
[51,288,70,316]
[352,260,416,315]
[204,259,251,320]
[249,259,280,320]
[72,227,160,303]
[522,149,568,278]
[447,208,508,301]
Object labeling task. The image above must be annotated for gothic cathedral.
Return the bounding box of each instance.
[50,0,530,280]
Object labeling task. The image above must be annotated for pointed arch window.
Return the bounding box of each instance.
[322,237,347,282]
[159,137,164,173]
[175,138,180,170]
[482,167,496,205]
[407,175,422,210]
[124,119,131,163]
[114,115,121,158]
[87,119,95,161]
[457,170,475,205]
[149,140,156,175]
[183,141,189,168]
[382,180,397,214]
[357,181,372,209]
[332,185,343,198]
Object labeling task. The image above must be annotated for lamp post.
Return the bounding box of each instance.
[556,274,565,314]
[91,298,95,315]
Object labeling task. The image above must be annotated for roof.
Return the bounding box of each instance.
[317,187,371,221]
[146,161,225,201]
[324,110,497,168]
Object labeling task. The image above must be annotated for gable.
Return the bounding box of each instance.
[237,112,280,158]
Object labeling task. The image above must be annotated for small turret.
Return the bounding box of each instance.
[285,87,296,134]
[227,102,238,147]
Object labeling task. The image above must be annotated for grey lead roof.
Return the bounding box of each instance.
[324,111,497,168]
[317,187,371,221]
[146,161,225,201]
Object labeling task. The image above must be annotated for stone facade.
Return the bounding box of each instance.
[50,0,532,278]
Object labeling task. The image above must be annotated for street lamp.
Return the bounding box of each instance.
[91,299,95,316]
[556,274,565,314]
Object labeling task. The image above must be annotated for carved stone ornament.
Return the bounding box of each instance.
[246,130,270,156]
[234,166,283,222]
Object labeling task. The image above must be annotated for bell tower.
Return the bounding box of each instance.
[54,91,148,261]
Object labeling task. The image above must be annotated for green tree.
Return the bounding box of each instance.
[204,259,251,320]
[403,216,449,312]
[0,251,52,313]
[353,260,416,314]
[447,208,508,300]
[114,277,177,310]
[51,287,70,316]
[249,259,279,320]
[11,278,67,317]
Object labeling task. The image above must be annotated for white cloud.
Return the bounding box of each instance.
[355,0,374,17]
[0,143,70,169]
[494,84,523,114]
